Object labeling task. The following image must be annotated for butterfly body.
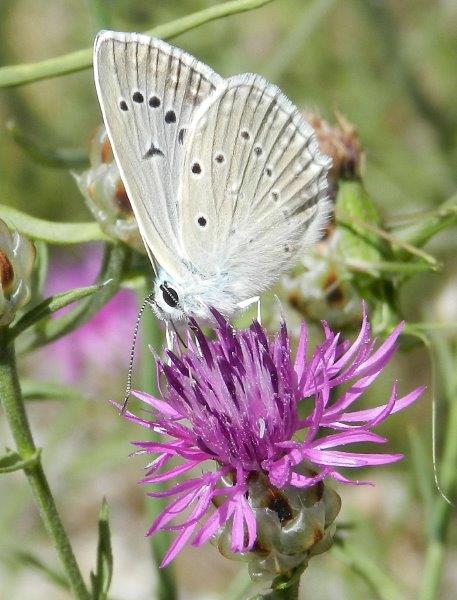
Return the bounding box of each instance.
[94,31,331,321]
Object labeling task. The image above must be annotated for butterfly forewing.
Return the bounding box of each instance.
[94,30,223,279]
[178,74,331,298]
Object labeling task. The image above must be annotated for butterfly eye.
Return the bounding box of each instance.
[160,282,179,308]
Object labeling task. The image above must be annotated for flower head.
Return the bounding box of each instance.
[0,219,35,326]
[123,308,422,568]
[304,110,364,197]
[282,225,359,327]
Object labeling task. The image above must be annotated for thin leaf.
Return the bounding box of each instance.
[21,380,86,402]
[7,549,69,591]
[345,258,439,276]
[0,448,41,473]
[19,243,128,353]
[0,204,109,244]
[9,283,105,340]
[6,120,89,169]
[407,426,434,522]
[90,498,113,600]
[332,541,404,600]
[337,214,439,267]
[31,240,49,297]
[403,200,457,249]
[0,0,276,88]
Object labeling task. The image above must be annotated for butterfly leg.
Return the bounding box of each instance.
[165,321,174,351]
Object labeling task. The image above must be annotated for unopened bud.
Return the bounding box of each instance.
[306,110,363,199]
[282,226,360,327]
[0,219,35,326]
[213,470,341,581]
[75,125,144,252]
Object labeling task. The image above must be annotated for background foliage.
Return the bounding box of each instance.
[0,1,456,598]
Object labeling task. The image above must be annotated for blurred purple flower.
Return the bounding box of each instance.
[39,244,137,385]
[122,308,423,566]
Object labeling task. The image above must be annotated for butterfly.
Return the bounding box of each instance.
[94,30,331,322]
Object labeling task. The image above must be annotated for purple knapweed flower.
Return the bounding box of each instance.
[121,307,423,567]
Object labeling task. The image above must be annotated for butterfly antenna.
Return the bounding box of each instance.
[121,292,155,415]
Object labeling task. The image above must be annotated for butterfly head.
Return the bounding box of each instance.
[152,269,209,322]
[152,273,186,321]
[152,268,239,323]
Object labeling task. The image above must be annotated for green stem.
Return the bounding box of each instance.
[403,200,457,249]
[136,286,176,600]
[419,339,457,600]
[0,204,109,244]
[0,330,89,600]
[264,580,300,600]
[0,0,275,88]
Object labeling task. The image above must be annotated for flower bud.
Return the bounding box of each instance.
[282,225,360,327]
[305,110,363,199]
[74,125,144,252]
[0,219,35,326]
[213,471,341,581]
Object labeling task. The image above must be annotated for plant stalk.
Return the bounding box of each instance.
[419,341,457,600]
[0,329,89,600]
[0,0,275,88]
[136,286,177,600]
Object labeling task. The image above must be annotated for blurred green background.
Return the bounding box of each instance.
[0,1,456,598]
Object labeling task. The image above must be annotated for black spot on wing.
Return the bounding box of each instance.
[143,142,164,159]
[178,128,186,144]
[165,110,176,124]
[149,95,160,108]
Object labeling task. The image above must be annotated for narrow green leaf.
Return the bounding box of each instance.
[0,204,110,244]
[346,258,439,276]
[19,243,128,353]
[0,448,41,473]
[0,0,275,88]
[7,549,69,590]
[6,120,89,169]
[403,200,457,249]
[336,214,439,267]
[332,541,404,600]
[407,426,434,522]
[9,283,105,340]
[21,380,86,402]
[31,240,49,297]
[90,498,113,600]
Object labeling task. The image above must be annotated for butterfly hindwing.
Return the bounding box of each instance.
[94,30,223,278]
[178,74,331,299]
